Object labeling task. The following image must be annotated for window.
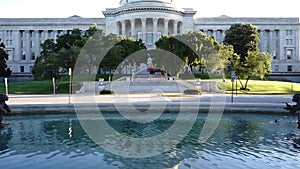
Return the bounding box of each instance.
[6,31,12,37]
[286,30,293,37]
[273,51,277,59]
[274,65,279,72]
[31,52,35,60]
[146,32,153,44]
[22,51,26,60]
[286,49,293,59]
[287,65,292,72]
[157,32,162,39]
[20,66,25,73]
[21,41,26,48]
[31,31,36,38]
[31,41,35,48]
[40,31,45,39]
[6,50,13,60]
[20,31,25,38]
[286,39,293,45]
[137,32,142,40]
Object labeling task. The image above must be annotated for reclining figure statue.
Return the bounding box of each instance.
[284,94,300,114]
[0,93,11,127]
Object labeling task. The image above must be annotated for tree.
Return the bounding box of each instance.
[32,28,94,79]
[100,38,146,75]
[0,39,12,77]
[223,23,260,63]
[223,23,272,90]
[155,31,223,76]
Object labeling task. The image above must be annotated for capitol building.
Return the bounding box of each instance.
[0,0,299,79]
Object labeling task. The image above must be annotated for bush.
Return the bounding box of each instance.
[100,90,113,95]
[183,89,202,95]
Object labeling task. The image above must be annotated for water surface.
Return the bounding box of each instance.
[0,113,300,169]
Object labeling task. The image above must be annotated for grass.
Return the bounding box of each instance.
[0,76,77,94]
[221,80,300,95]
[0,75,299,95]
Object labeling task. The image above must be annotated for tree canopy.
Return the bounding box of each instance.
[33,25,146,80]
[0,39,12,77]
[32,27,97,79]
[224,23,260,63]
[155,31,224,76]
[223,23,272,90]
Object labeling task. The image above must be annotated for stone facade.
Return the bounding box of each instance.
[0,0,299,76]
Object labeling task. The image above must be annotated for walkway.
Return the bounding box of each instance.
[5,94,296,114]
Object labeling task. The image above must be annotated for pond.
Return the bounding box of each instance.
[0,113,300,169]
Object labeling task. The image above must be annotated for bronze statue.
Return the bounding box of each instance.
[0,93,11,128]
[284,94,300,114]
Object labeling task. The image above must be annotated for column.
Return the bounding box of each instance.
[35,30,40,58]
[213,30,217,39]
[174,21,178,35]
[45,30,49,39]
[142,18,146,42]
[164,19,169,35]
[153,18,158,42]
[259,30,263,50]
[54,30,58,41]
[26,31,31,61]
[269,30,274,54]
[121,20,126,37]
[130,19,135,39]
[16,31,21,61]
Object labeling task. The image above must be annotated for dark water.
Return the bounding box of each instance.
[0,113,300,169]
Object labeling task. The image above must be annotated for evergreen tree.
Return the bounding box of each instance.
[0,39,12,77]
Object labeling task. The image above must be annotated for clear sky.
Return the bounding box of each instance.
[0,0,299,18]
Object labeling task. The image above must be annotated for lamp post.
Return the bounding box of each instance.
[68,68,72,103]
[52,77,56,95]
[4,77,8,96]
[231,71,235,103]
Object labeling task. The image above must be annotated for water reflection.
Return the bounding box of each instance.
[0,114,299,169]
[0,128,12,151]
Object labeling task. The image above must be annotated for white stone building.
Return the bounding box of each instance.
[0,0,299,79]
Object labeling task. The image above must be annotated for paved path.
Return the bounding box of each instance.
[4,94,297,114]
[6,93,294,105]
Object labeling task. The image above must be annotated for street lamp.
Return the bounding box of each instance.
[4,77,8,96]
[68,68,72,103]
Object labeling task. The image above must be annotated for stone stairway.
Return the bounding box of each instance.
[105,77,195,93]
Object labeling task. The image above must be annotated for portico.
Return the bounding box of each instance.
[116,18,182,44]
[103,0,195,48]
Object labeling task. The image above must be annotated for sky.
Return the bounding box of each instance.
[0,0,299,18]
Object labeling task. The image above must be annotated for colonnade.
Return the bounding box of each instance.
[117,18,182,45]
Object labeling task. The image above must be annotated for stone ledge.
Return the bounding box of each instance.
[7,102,290,115]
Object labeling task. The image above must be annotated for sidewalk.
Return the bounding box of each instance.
[5,94,295,114]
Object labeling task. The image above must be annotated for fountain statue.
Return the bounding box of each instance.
[0,94,11,128]
[284,94,300,114]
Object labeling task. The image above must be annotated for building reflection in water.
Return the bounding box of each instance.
[0,114,299,169]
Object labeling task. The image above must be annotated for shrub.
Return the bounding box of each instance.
[183,89,202,95]
[100,90,113,95]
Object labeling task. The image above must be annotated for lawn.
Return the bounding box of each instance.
[0,76,299,95]
[222,80,300,94]
[0,76,76,94]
